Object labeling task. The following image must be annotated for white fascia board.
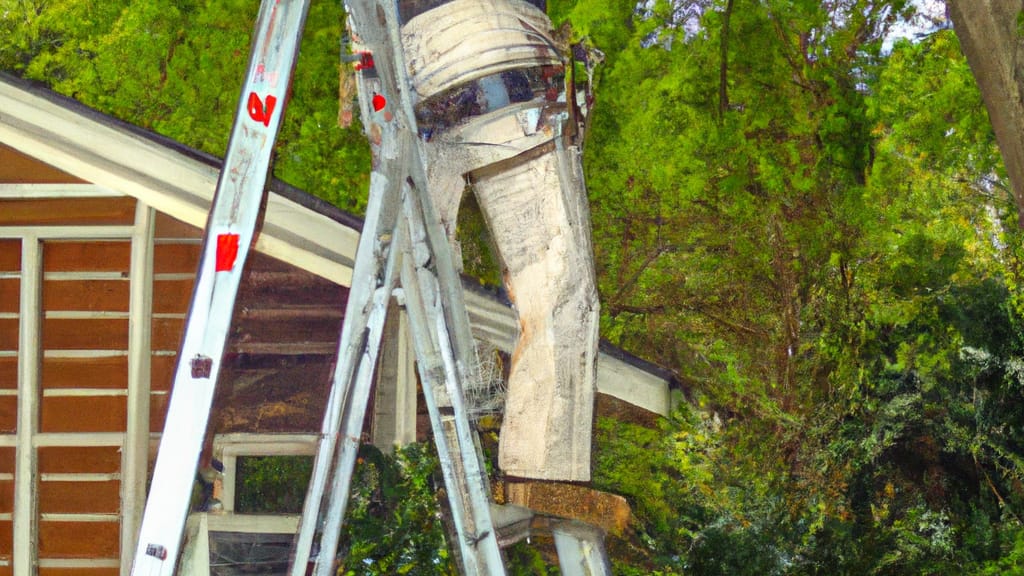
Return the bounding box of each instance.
[0,80,357,286]
[596,354,673,416]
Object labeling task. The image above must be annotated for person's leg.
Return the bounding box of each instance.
[472,145,599,481]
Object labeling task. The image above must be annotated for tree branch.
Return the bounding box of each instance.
[718,0,735,119]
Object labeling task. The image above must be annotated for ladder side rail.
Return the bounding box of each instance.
[290,171,400,574]
[131,2,310,574]
[396,219,483,575]
[371,0,496,504]
[398,184,506,575]
[366,0,507,569]
[310,194,406,576]
[320,1,507,574]
[359,0,498,505]
[294,0,411,568]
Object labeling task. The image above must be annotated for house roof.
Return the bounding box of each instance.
[0,72,677,416]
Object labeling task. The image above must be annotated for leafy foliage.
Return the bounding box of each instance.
[559,1,1024,573]
[236,455,313,514]
[8,0,1024,573]
[336,444,454,575]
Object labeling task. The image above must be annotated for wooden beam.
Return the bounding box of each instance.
[33,433,124,447]
[122,202,154,576]
[39,473,120,482]
[0,227,133,240]
[371,305,418,451]
[206,513,299,534]
[37,558,120,569]
[41,389,127,397]
[0,184,122,198]
[14,235,40,576]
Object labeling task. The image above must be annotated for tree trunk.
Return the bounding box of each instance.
[948,0,1024,227]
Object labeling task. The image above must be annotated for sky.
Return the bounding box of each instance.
[882,0,949,52]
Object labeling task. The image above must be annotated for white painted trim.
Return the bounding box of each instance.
[14,235,40,576]
[0,351,16,358]
[38,559,120,568]
[0,473,11,481]
[0,313,17,320]
[0,226,134,239]
[0,513,11,521]
[213,434,318,513]
[0,272,19,279]
[40,513,119,522]
[0,435,15,447]
[123,202,154,576]
[0,390,17,396]
[33,433,124,447]
[153,239,201,246]
[221,454,236,514]
[44,350,128,358]
[44,311,129,320]
[40,473,120,482]
[596,354,672,416]
[44,272,130,281]
[153,273,195,281]
[371,307,418,450]
[0,184,122,198]
[206,513,301,534]
[214,433,319,456]
[42,389,128,397]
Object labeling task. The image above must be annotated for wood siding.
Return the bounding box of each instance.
[0,193,352,572]
[0,145,84,185]
[0,199,135,227]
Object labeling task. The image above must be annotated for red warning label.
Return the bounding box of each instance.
[216,233,240,271]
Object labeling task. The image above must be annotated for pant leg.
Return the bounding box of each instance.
[471,144,599,481]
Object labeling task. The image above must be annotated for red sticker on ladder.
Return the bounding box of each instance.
[247,92,277,126]
[372,93,386,112]
[215,234,240,271]
[355,52,375,71]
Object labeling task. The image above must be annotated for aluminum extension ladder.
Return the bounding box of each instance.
[130,1,311,574]
[131,0,611,574]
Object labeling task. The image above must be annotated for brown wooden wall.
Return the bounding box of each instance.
[0,145,84,185]
[0,237,18,573]
[149,213,202,434]
[0,190,140,575]
[1,141,349,573]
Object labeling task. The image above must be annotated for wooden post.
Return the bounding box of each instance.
[371,302,418,451]
[14,236,40,576]
[122,202,155,576]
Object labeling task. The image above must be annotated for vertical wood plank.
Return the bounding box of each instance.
[371,304,418,451]
[122,203,154,576]
[14,237,40,576]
